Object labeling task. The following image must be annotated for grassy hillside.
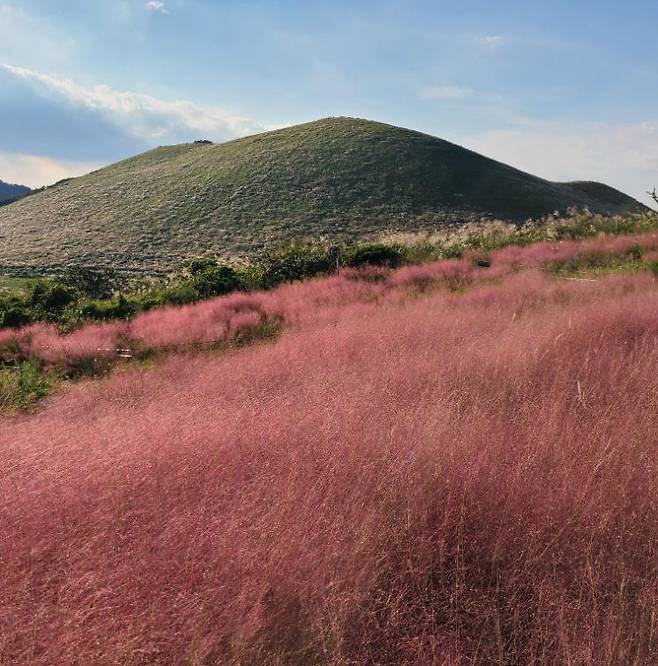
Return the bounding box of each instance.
[0,117,645,275]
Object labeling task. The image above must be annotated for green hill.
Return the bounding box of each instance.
[0,117,645,276]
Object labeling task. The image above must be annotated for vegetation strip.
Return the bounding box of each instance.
[3,219,658,413]
[2,210,657,332]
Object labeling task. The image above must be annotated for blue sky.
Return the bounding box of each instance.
[1,0,657,206]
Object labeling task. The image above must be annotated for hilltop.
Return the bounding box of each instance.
[0,180,30,205]
[0,117,645,275]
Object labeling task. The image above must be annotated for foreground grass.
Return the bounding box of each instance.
[2,266,658,664]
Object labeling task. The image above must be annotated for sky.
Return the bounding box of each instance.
[1,0,657,207]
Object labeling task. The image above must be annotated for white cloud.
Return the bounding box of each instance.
[1,64,263,143]
[146,1,169,15]
[479,35,506,48]
[0,151,101,188]
[420,85,473,101]
[458,120,658,209]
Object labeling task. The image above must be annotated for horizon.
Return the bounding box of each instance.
[1,1,657,207]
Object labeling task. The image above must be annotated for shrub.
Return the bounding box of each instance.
[256,246,334,288]
[60,266,119,300]
[0,302,31,328]
[161,281,201,305]
[345,243,405,268]
[189,264,242,297]
[80,294,137,321]
[131,290,168,312]
[29,282,77,312]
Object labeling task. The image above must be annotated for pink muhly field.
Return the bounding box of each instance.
[2,267,658,664]
[3,230,658,372]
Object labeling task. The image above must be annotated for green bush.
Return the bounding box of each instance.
[185,257,220,275]
[345,243,405,268]
[60,266,119,299]
[256,246,334,288]
[188,262,242,297]
[29,282,77,311]
[131,290,168,312]
[0,302,32,328]
[162,281,201,306]
[80,294,137,321]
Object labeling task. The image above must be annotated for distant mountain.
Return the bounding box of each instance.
[0,117,647,275]
[0,180,31,205]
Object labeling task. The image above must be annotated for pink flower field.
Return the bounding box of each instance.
[2,230,658,371]
[2,236,658,664]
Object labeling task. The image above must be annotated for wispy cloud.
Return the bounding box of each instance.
[146,1,169,15]
[1,64,263,143]
[458,120,658,209]
[479,35,506,48]
[0,150,100,188]
[420,85,474,101]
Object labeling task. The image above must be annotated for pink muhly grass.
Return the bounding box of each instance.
[340,264,390,282]
[126,292,274,349]
[491,240,579,269]
[267,273,385,324]
[2,269,658,664]
[29,322,126,365]
[389,258,475,289]
[0,326,19,352]
[5,230,658,371]
[228,309,262,333]
[490,231,658,271]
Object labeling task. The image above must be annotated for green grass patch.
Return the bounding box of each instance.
[0,360,60,413]
[0,276,47,297]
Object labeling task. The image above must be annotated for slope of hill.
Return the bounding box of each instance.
[0,117,646,275]
[0,180,30,205]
